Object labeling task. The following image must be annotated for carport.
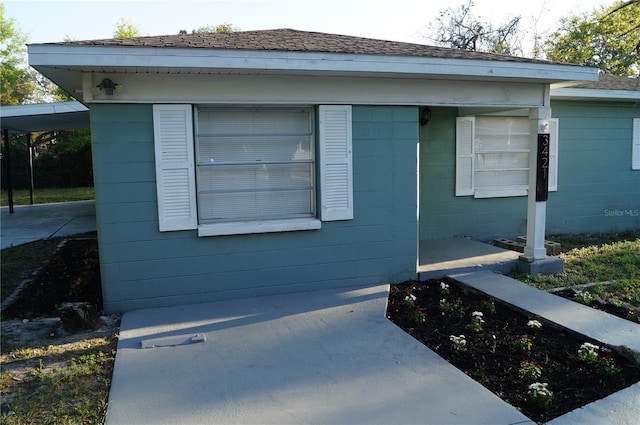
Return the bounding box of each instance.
[0,101,90,212]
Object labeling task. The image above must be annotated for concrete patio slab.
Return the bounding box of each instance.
[419,238,520,280]
[106,284,534,425]
[0,200,96,249]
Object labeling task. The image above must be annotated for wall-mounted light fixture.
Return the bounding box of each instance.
[420,107,432,127]
[90,78,125,96]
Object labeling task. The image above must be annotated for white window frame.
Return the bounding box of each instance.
[633,118,640,170]
[195,106,319,236]
[455,116,559,198]
[153,104,353,236]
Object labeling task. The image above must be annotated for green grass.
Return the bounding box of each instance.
[511,231,640,307]
[1,187,94,207]
[0,336,116,425]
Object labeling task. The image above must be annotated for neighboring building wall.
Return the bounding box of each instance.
[419,107,527,242]
[419,102,640,243]
[547,100,640,234]
[91,104,418,313]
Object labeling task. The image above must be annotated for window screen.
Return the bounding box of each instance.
[195,107,315,223]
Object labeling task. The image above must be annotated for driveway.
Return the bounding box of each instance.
[1,200,96,249]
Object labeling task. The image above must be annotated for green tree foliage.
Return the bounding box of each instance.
[1,3,33,105]
[544,1,639,75]
[1,129,93,189]
[429,0,522,55]
[180,23,240,34]
[113,18,141,38]
[1,3,70,104]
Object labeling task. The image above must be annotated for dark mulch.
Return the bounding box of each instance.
[552,289,640,324]
[2,238,102,320]
[386,279,640,424]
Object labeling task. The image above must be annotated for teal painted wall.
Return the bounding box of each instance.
[91,104,418,313]
[546,100,640,234]
[419,107,527,241]
[419,102,640,242]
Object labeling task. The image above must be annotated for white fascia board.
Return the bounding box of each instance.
[550,87,640,101]
[0,101,88,118]
[28,44,599,83]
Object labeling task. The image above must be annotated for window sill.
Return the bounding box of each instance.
[474,187,528,198]
[198,218,321,237]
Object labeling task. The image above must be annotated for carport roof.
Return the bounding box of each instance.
[0,101,89,134]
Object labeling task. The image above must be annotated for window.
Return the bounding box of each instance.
[195,107,315,223]
[456,116,558,198]
[153,104,353,235]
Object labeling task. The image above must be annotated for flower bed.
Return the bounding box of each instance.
[386,279,640,424]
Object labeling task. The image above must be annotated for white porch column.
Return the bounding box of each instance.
[522,105,552,261]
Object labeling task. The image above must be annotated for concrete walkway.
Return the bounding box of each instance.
[452,271,640,360]
[0,200,96,249]
[452,271,640,425]
[106,285,534,425]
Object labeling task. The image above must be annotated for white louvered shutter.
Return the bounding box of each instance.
[633,118,640,170]
[153,104,197,231]
[548,118,559,191]
[319,105,353,221]
[455,117,475,196]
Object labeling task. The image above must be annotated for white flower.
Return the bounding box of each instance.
[440,282,450,292]
[471,311,485,324]
[580,342,599,351]
[404,294,417,302]
[449,334,466,343]
[578,342,600,362]
[527,320,542,330]
[528,382,552,395]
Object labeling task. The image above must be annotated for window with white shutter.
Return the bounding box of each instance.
[455,116,559,198]
[153,104,353,236]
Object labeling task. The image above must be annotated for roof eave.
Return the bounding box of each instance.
[550,87,640,101]
[28,44,599,97]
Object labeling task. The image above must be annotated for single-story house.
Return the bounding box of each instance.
[30,29,624,313]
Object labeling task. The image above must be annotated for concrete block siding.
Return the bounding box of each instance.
[92,104,418,313]
[546,100,640,235]
[419,107,528,241]
[419,103,639,242]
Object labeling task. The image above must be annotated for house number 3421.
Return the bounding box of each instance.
[536,134,550,202]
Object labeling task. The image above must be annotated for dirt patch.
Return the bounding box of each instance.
[2,238,102,320]
[1,237,118,422]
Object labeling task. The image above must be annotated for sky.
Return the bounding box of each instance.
[5,0,614,54]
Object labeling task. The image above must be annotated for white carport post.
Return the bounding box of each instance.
[522,102,552,261]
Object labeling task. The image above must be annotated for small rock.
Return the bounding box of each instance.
[57,302,100,332]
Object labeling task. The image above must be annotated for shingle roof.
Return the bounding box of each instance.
[567,73,639,91]
[56,28,555,65]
